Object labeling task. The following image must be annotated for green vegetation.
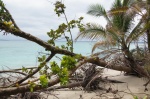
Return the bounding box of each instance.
[39,74,48,87]
[0,0,150,98]
[133,96,148,99]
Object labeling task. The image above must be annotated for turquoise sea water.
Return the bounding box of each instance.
[0,41,145,69]
[0,41,95,69]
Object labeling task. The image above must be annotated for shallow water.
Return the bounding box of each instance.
[0,41,145,69]
[0,41,95,69]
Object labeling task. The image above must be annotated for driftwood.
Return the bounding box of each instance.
[81,65,125,91]
[81,65,99,90]
[0,63,126,97]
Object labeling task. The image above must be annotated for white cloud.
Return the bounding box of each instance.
[0,0,114,40]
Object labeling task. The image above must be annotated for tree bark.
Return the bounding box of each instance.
[0,77,60,97]
[146,0,150,52]
[0,23,76,57]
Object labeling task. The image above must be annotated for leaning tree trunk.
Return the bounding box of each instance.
[121,41,150,77]
[146,0,150,52]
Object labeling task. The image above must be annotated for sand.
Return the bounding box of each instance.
[46,69,150,99]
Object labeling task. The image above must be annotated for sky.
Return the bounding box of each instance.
[0,0,114,40]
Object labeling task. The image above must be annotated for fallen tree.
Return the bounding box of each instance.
[0,0,150,98]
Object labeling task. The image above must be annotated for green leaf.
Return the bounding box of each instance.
[39,74,48,87]
[29,82,36,92]
[59,68,69,85]
[133,96,138,99]
[61,56,77,70]
[29,69,33,74]
[22,67,28,73]
[143,96,147,99]
[30,87,33,92]
[38,55,46,62]
[51,61,60,74]
[74,54,82,59]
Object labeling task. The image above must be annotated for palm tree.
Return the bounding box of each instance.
[137,0,150,52]
[135,0,150,52]
[110,0,150,52]
[77,0,137,59]
[76,0,148,76]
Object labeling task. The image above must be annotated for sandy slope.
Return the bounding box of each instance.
[47,69,150,99]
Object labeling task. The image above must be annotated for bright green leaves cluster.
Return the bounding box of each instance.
[61,56,77,70]
[38,55,52,78]
[133,96,148,99]
[38,55,50,87]
[50,61,69,85]
[38,55,46,69]
[22,67,33,74]
[47,16,85,52]
[51,61,60,74]
[54,1,66,17]
[50,55,79,85]
[60,38,73,52]
[38,55,46,62]
[68,17,85,33]
[28,81,36,92]
[47,1,85,53]
[3,21,13,28]
[59,67,69,85]
[39,74,48,87]
[22,66,28,73]
[47,23,67,46]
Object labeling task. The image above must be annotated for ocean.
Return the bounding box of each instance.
[0,41,95,69]
[0,41,145,69]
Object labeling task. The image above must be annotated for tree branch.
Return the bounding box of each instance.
[9,53,56,87]
[3,6,20,30]
[0,22,76,57]
[0,56,131,97]
[0,70,28,76]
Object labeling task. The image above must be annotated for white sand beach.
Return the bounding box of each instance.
[47,69,150,99]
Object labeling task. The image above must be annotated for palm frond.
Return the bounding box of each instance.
[126,19,143,45]
[108,0,137,17]
[92,49,120,59]
[109,0,132,16]
[75,23,106,40]
[127,0,146,16]
[92,40,117,53]
[87,4,111,22]
[123,0,136,6]
[109,0,128,16]
[108,6,128,16]
[109,0,134,33]
[111,0,122,9]
[127,18,150,45]
[106,24,122,43]
[87,4,106,17]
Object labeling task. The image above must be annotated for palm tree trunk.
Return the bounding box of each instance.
[121,41,150,77]
[147,0,150,52]
[121,41,134,62]
[147,31,150,52]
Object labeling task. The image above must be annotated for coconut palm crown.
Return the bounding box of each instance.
[76,0,143,60]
